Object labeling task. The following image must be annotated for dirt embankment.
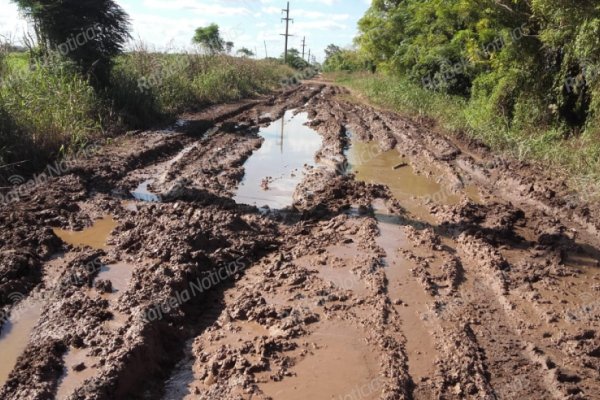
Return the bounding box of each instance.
[0,83,599,400]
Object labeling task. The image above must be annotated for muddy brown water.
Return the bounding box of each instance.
[56,348,100,400]
[374,206,437,382]
[55,262,135,398]
[0,297,43,386]
[53,221,133,398]
[347,141,480,220]
[257,321,381,400]
[234,110,323,209]
[53,216,118,250]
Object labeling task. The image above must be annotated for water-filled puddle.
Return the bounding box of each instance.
[258,321,381,400]
[234,110,323,209]
[372,200,436,381]
[131,179,160,202]
[0,296,43,386]
[95,262,135,332]
[97,263,135,295]
[347,141,480,218]
[53,216,117,250]
[56,348,99,399]
[130,144,197,203]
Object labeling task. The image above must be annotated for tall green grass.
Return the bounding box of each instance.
[0,50,293,179]
[335,72,600,198]
[109,52,292,128]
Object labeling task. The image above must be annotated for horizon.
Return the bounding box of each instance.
[0,0,371,62]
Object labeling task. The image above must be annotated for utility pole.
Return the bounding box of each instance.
[264,40,268,58]
[281,2,293,64]
[301,36,306,60]
[308,49,311,65]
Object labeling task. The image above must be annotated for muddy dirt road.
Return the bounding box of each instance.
[1,83,599,400]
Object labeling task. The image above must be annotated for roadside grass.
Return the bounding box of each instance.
[333,72,600,199]
[110,52,292,128]
[0,55,100,170]
[5,52,28,70]
[0,51,293,178]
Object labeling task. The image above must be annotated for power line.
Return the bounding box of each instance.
[281,1,293,63]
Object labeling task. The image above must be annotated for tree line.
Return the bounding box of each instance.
[326,0,600,134]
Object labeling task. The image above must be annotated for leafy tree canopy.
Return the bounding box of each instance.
[356,0,600,129]
[193,24,227,54]
[13,0,130,86]
[237,47,255,57]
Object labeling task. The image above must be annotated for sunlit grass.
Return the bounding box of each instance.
[0,50,293,176]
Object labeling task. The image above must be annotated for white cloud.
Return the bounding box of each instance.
[0,1,29,44]
[142,0,253,16]
[0,0,370,61]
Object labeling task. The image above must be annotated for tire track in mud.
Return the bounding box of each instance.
[0,83,599,399]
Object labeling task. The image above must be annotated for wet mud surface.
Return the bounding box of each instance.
[1,83,599,399]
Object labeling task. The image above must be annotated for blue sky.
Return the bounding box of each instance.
[0,0,371,61]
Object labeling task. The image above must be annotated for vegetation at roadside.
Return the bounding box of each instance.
[0,4,294,181]
[192,24,234,55]
[323,44,369,73]
[0,50,293,175]
[324,1,600,195]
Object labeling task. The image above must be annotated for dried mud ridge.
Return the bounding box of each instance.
[1,83,599,400]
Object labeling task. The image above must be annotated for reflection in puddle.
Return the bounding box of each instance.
[131,179,160,202]
[53,216,117,250]
[259,321,380,400]
[234,110,323,209]
[130,144,197,203]
[0,297,43,386]
[347,141,480,218]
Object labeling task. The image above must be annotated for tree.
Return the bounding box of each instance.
[323,47,367,73]
[355,0,600,131]
[193,24,225,54]
[281,48,309,69]
[12,0,131,87]
[237,47,255,58]
[324,44,342,60]
[224,41,234,54]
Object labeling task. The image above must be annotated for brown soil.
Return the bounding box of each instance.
[0,82,599,400]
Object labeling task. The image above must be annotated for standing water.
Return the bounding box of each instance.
[234,110,323,209]
[0,296,43,386]
[347,141,480,220]
[53,216,118,250]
